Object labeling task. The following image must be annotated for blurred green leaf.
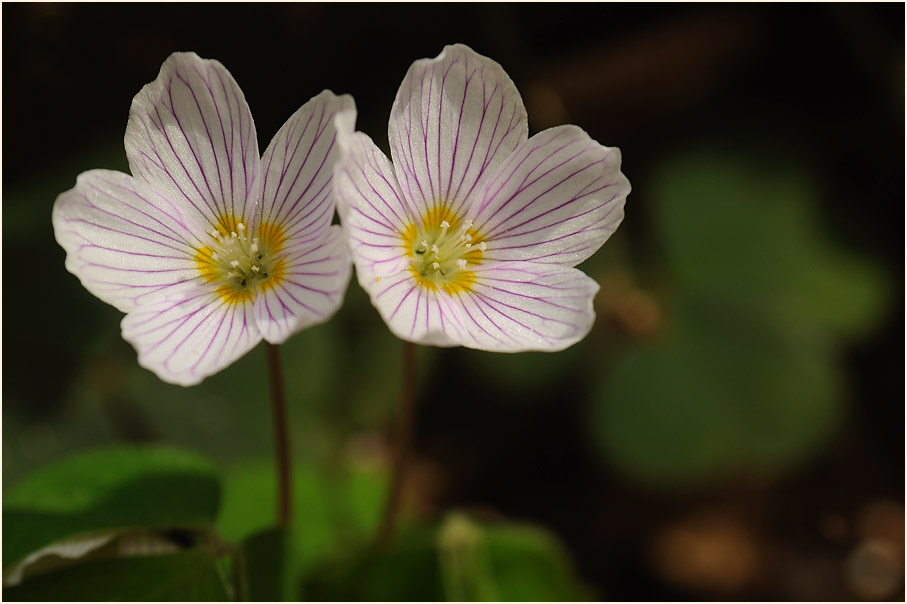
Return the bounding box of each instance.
[481,520,592,601]
[305,513,590,602]
[652,150,888,339]
[591,149,885,486]
[240,527,290,601]
[2,548,229,601]
[594,300,841,485]
[3,446,220,569]
[306,525,444,601]
[217,457,384,586]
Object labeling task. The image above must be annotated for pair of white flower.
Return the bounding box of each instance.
[53,46,631,386]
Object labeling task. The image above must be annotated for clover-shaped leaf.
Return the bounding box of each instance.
[592,149,887,486]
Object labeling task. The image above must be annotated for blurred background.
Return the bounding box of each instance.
[3,3,904,601]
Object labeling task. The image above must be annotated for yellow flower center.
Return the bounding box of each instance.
[403,207,485,294]
[195,216,285,304]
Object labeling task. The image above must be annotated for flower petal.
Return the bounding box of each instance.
[125,52,260,229]
[470,125,629,266]
[334,113,414,280]
[258,91,355,247]
[454,261,600,352]
[388,44,527,219]
[254,226,352,344]
[121,288,261,386]
[359,267,467,347]
[52,169,207,313]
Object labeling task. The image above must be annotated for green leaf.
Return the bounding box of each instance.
[304,525,445,601]
[588,148,887,487]
[2,548,229,601]
[240,527,290,602]
[304,514,591,602]
[594,300,842,486]
[3,446,220,569]
[651,149,888,340]
[481,521,592,601]
[217,457,384,588]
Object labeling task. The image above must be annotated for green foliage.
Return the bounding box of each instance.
[596,300,842,484]
[217,456,387,599]
[2,549,229,601]
[479,519,593,601]
[653,150,887,340]
[305,513,591,601]
[592,149,887,486]
[3,446,220,569]
[240,527,290,601]
[307,524,444,601]
[217,457,384,580]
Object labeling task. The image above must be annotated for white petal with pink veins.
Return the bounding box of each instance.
[254,226,352,344]
[121,288,261,386]
[53,169,206,313]
[360,266,468,347]
[388,44,527,218]
[125,52,261,230]
[470,125,629,267]
[335,114,414,280]
[454,261,600,352]
[259,91,355,246]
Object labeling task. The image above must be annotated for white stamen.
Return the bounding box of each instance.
[456,259,467,269]
[431,244,440,254]
[251,265,260,272]
[479,242,487,252]
[231,231,238,238]
[250,242,259,254]
[210,229,220,238]
[211,252,220,260]
[432,262,440,270]
[230,260,240,268]
[465,243,472,248]
[237,222,245,231]
[440,220,450,228]
[421,240,429,248]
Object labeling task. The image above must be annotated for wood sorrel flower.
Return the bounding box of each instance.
[53,53,353,385]
[334,44,630,351]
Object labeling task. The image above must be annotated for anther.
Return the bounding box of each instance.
[432,262,440,270]
[479,242,487,252]
[237,223,245,231]
[231,231,238,238]
[457,259,467,269]
[251,266,260,272]
[230,260,240,268]
[440,220,450,228]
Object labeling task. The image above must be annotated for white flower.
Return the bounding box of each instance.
[53,52,353,385]
[334,44,630,351]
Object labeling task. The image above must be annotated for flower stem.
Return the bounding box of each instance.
[374,340,418,550]
[266,342,292,527]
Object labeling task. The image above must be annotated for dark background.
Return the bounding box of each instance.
[3,3,904,601]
